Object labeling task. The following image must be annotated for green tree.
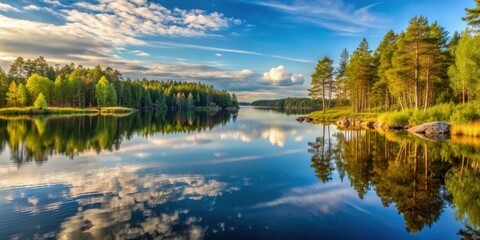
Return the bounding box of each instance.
[26,74,53,105]
[462,0,480,32]
[107,83,117,106]
[346,38,374,112]
[335,49,349,107]
[448,31,480,103]
[95,76,111,107]
[17,83,28,107]
[8,57,26,83]
[309,56,334,113]
[373,30,397,110]
[6,81,19,107]
[0,69,8,107]
[34,93,48,109]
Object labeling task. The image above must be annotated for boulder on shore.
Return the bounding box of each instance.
[296,116,305,123]
[336,116,351,128]
[336,116,363,129]
[360,121,375,129]
[408,122,451,135]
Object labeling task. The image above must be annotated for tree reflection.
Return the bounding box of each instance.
[0,111,233,166]
[308,125,334,183]
[308,127,480,234]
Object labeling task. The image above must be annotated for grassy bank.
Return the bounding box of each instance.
[307,108,379,122]
[0,107,135,115]
[308,102,480,137]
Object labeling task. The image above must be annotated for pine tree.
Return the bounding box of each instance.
[309,56,334,113]
[373,30,397,110]
[335,49,349,107]
[462,0,480,32]
[346,38,374,112]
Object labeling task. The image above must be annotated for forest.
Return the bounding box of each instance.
[309,1,480,117]
[251,97,324,109]
[0,57,239,111]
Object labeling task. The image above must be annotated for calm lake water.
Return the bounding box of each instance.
[0,107,479,239]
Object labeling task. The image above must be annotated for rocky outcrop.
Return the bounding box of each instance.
[408,122,451,135]
[336,116,365,129]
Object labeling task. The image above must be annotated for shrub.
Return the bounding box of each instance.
[451,102,480,123]
[378,110,412,127]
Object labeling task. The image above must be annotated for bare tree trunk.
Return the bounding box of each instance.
[414,41,420,109]
[424,56,431,112]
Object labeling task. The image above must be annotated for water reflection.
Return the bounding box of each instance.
[308,127,480,234]
[0,164,238,239]
[0,111,234,165]
[2,107,480,239]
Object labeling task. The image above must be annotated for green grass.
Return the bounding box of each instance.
[307,108,379,122]
[308,102,480,137]
[0,107,135,115]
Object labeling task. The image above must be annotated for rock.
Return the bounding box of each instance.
[373,121,384,129]
[350,117,363,127]
[305,117,314,123]
[296,116,305,123]
[81,220,93,231]
[336,116,351,128]
[408,122,451,135]
[360,121,375,129]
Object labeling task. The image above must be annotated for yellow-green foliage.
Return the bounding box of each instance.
[409,103,454,125]
[451,123,480,137]
[377,110,412,127]
[308,108,378,121]
[450,102,480,123]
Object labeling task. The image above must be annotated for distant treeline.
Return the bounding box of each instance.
[0,56,239,110]
[251,97,325,109]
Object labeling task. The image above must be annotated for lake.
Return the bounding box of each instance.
[0,107,478,239]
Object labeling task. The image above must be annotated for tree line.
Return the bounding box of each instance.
[0,56,239,110]
[251,97,325,109]
[309,1,480,113]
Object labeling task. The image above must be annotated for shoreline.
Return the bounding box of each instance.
[0,106,239,116]
[305,107,480,138]
[0,107,136,116]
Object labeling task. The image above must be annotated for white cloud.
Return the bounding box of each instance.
[262,65,304,85]
[0,3,19,12]
[215,53,223,57]
[24,5,41,11]
[44,0,62,5]
[254,0,386,35]
[131,50,150,56]
[152,41,312,63]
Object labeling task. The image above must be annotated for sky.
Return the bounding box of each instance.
[0,0,475,102]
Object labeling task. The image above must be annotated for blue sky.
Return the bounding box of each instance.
[0,0,474,101]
